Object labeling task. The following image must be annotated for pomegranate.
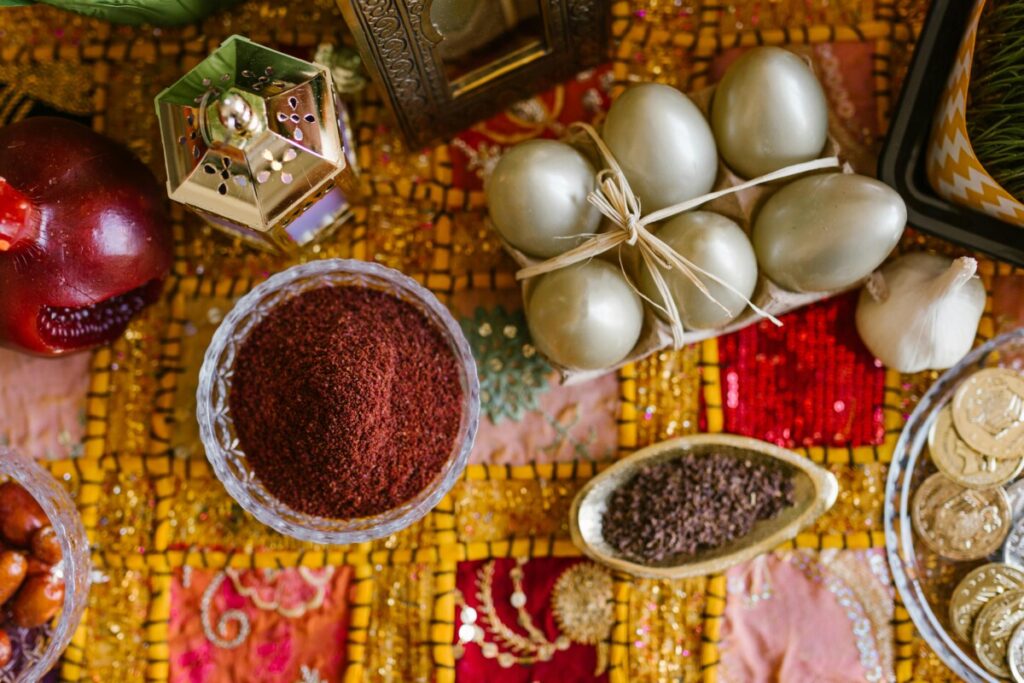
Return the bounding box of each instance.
[0,117,172,355]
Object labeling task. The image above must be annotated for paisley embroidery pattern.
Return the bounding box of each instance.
[200,567,337,649]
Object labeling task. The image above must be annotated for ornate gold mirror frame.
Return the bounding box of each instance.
[339,0,609,146]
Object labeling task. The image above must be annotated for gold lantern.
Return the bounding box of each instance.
[155,35,359,252]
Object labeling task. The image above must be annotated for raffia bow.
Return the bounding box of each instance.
[516,122,841,348]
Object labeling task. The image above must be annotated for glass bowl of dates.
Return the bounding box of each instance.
[0,447,89,682]
[885,327,1024,682]
[569,433,838,579]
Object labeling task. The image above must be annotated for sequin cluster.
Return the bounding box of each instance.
[452,479,585,543]
[629,578,706,680]
[631,347,703,448]
[718,294,887,448]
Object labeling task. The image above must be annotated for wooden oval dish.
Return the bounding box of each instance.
[569,434,839,579]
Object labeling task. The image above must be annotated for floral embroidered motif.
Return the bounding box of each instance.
[171,567,352,682]
[508,98,549,124]
[820,551,894,683]
[551,562,615,647]
[450,138,503,181]
[460,306,551,424]
[201,573,250,649]
[540,405,615,461]
[227,567,334,619]
[200,567,336,649]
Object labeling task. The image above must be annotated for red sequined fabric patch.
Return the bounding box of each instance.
[717,292,886,448]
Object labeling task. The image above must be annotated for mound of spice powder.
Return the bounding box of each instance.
[602,452,794,564]
[228,286,463,519]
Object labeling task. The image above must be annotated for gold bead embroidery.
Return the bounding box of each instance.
[455,560,613,673]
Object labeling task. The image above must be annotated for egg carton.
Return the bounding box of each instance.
[501,84,861,385]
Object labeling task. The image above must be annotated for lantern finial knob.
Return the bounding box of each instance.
[218,93,261,136]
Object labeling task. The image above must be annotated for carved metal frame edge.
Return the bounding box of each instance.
[339,0,611,147]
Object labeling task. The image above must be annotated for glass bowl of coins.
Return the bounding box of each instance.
[886,327,1024,682]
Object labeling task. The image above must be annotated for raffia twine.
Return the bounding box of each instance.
[516,122,841,348]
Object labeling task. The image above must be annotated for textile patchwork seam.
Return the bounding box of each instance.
[616,363,641,454]
[343,563,374,683]
[977,258,1006,343]
[428,555,459,682]
[353,96,486,213]
[699,574,728,680]
[83,347,113,460]
[893,596,916,682]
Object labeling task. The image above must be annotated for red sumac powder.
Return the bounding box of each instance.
[229,286,464,519]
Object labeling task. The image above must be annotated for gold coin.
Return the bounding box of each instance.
[911,473,1011,561]
[929,405,1024,488]
[953,368,1024,460]
[973,588,1024,678]
[1010,620,1024,683]
[949,563,1024,642]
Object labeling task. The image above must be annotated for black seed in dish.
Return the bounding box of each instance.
[601,452,795,564]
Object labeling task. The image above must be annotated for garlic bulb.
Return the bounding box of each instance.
[855,253,986,373]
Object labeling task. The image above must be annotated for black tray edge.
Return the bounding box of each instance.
[877,0,1024,267]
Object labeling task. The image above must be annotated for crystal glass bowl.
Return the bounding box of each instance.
[885,327,1024,681]
[197,259,480,544]
[0,447,90,682]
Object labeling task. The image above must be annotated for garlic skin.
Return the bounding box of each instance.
[855,253,986,373]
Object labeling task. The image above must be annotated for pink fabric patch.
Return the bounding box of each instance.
[169,566,351,683]
[0,348,89,459]
[719,550,894,683]
[470,371,619,465]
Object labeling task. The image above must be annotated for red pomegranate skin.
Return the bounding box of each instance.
[0,117,172,355]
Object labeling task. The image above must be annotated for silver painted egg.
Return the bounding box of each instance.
[711,47,829,179]
[526,260,644,370]
[485,139,601,259]
[752,173,906,293]
[639,211,757,330]
[602,83,718,213]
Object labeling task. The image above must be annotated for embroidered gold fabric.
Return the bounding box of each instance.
[0,0,971,680]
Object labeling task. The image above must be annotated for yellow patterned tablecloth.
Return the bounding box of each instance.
[0,1,1020,681]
